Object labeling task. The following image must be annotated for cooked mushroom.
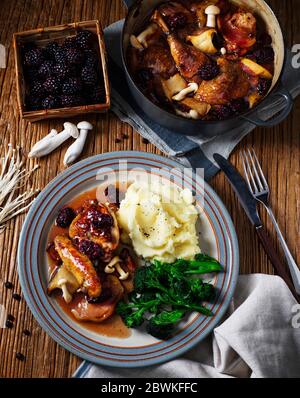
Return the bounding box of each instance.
[187,29,218,54]
[172,83,199,101]
[161,73,187,101]
[205,5,220,28]
[180,97,211,116]
[136,23,158,48]
[48,264,81,303]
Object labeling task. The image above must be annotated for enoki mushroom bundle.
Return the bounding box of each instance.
[0,144,39,233]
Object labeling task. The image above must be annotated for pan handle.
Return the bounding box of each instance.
[241,87,293,127]
[122,0,135,8]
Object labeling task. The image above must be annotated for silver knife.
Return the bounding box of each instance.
[213,153,300,302]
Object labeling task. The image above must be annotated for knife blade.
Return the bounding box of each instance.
[213,153,262,227]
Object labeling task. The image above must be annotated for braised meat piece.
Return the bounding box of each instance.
[140,43,177,79]
[69,201,119,262]
[218,9,256,53]
[167,34,217,82]
[54,235,101,298]
[72,275,124,322]
[195,58,250,105]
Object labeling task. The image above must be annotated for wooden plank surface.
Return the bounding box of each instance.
[0,0,299,378]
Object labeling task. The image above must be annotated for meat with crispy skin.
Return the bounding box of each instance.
[54,235,101,298]
[71,275,124,322]
[167,34,211,82]
[195,58,250,105]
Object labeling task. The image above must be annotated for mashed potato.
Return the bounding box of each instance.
[117,180,200,263]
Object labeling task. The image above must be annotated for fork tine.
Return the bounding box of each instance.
[242,150,258,193]
[251,149,269,190]
[241,153,253,193]
[247,149,264,191]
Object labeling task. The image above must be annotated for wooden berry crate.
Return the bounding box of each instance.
[13,20,110,122]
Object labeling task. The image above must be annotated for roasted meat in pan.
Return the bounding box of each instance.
[167,34,215,82]
[141,43,177,79]
[69,201,119,263]
[72,275,124,322]
[195,58,250,105]
[54,234,102,298]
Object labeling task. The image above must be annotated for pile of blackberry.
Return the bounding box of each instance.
[22,30,105,111]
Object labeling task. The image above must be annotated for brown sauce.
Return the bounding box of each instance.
[47,185,131,339]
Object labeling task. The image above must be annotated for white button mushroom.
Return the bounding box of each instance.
[28,123,79,158]
[205,5,220,28]
[63,121,93,166]
[221,47,227,55]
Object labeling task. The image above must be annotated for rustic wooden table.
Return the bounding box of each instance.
[0,0,299,378]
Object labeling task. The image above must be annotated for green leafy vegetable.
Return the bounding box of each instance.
[117,254,223,339]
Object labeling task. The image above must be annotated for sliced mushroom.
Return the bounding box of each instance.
[175,108,200,120]
[172,83,199,101]
[161,73,187,101]
[187,29,218,54]
[130,35,144,50]
[180,97,211,116]
[136,23,158,48]
[48,264,81,303]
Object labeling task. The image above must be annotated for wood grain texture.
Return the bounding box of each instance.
[0,0,299,378]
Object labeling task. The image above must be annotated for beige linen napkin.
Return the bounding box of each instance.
[74,274,300,378]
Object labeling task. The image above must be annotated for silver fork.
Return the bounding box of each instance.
[241,148,300,295]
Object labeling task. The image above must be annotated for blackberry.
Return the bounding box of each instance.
[198,61,219,80]
[165,13,187,30]
[42,95,60,109]
[257,33,272,46]
[30,80,45,97]
[90,211,114,229]
[74,238,104,261]
[26,95,42,111]
[63,36,77,49]
[38,60,54,79]
[54,47,66,64]
[76,30,94,49]
[44,76,61,94]
[253,47,274,65]
[45,41,60,58]
[56,207,76,228]
[61,94,84,107]
[65,47,84,65]
[62,76,82,95]
[81,65,98,86]
[257,78,272,96]
[53,62,75,79]
[23,47,45,67]
[84,48,98,67]
[211,105,233,120]
[230,98,249,115]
